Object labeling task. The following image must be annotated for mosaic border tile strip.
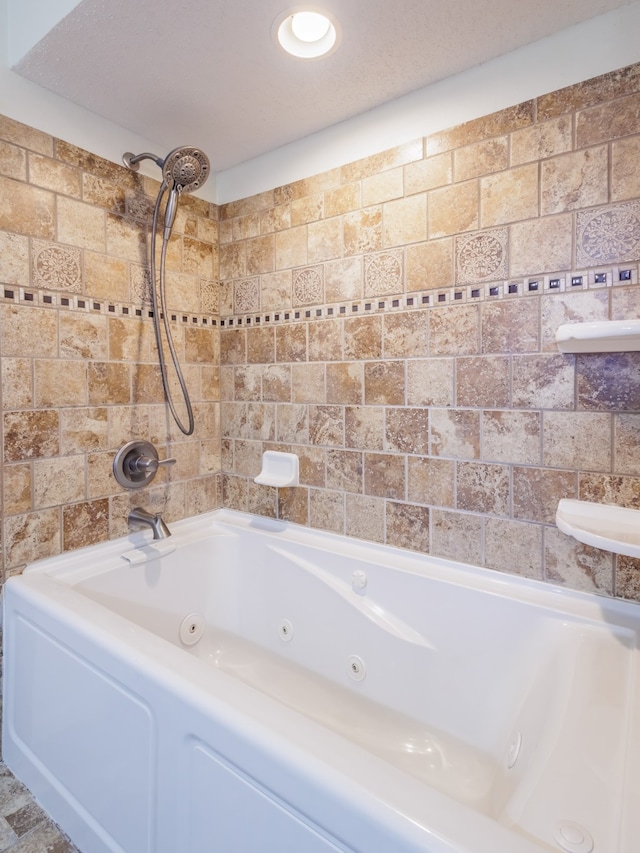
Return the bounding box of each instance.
[219,264,639,328]
[0,286,220,327]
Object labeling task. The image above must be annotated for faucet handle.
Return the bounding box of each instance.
[113,440,176,490]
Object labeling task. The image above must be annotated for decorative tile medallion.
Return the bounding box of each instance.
[293,266,324,306]
[32,240,81,292]
[364,250,404,296]
[455,229,508,285]
[131,264,153,304]
[201,280,219,314]
[234,278,260,314]
[577,202,640,266]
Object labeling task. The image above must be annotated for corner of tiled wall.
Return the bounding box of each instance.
[217,61,640,603]
[0,117,221,581]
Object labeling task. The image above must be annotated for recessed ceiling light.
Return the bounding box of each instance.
[274,8,339,59]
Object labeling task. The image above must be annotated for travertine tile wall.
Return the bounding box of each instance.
[219,63,640,601]
[0,116,221,581]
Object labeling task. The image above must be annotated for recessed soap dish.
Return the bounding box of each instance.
[254,451,300,487]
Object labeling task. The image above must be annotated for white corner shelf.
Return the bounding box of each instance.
[254,451,299,487]
[555,319,640,353]
[556,499,640,559]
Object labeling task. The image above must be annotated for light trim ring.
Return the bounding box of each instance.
[274,8,339,59]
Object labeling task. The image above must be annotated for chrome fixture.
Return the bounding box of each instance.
[128,507,172,540]
[113,439,176,490]
[122,146,210,435]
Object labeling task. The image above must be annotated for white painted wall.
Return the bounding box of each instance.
[2,0,640,204]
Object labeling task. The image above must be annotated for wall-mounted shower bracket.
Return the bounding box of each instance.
[113,440,176,490]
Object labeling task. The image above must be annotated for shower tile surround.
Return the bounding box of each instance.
[219,62,640,601]
[0,122,222,581]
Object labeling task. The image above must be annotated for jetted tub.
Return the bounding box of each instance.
[3,509,640,853]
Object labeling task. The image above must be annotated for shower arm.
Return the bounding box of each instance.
[122,151,164,171]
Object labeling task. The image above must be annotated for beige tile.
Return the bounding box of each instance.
[482,411,541,465]
[307,217,343,263]
[407,358,454,407]
[537,65,640,120]
[382,194,427,247]
[510,116,573,166]
[4,463,32,515]
[612,136,640,202]
[220,329,247,365]
[324,182,361,217]
[481,298,539,354]
[543,411,612,470]
[259,270,292,313]
[34,457,85,509]
[64,499,109,552]
[428,181,479,238]
[0,305,58,358]
[61,407,109,454]
[57,196,105,252]
[577,352,640,412]
[89,362,131,405]
[345,493,384,542]
[404,152,452,194]
[430,508,483,565]
[382,311,427,358]
[615,555,640,601]
[2,357,33,408]
[509,214,572,277]
[293,266,324,307]
[28,152,82,197]
[0,139,26,180]
[364,250,404,297]
[429,304,480,355]
[344,207,382,256]
[579,473,640,509]
[326,448,363,493]
[430,409,480,459]
[60,312,109,359]
[513,467,578,524]
[407,456,455,507]
[83,173,127,214]
[85,252,129,302]
[362,168,404,206]
[291,362,325,403]
[34,358,87,407]
[324,256,363,302]
[541,146,608,215]
[576,91,640,147]
[219,243,246,280]
[297,445,325,488]
[275,225,308,269]
[345,406,384,451]
[0,231,29,287]
[485,518,542,579]
[309,318,342,362]
[276,404,308,444]
[481,163,538,227]
[364,361,405,405]
[326,362,363,405]
[385,407,429,455]
[386,501,429,552]
[278,487,309,525]
[455,137,508,182]
[245,234,275,275]
[246,327,275,364]
[457,461,510,515]
[309,405,344,447]
[0,176,55,239]
[0,114,53,154]
[276,323,307,362]
[344,315,383,360]
[615,414,640,475]
[309,489,344,534]
[4,508,61,568]
[4,410,59,462]
[456,356,509,407]
[291,193,323,226]
[427,102,534,156]
[406,238,453,292]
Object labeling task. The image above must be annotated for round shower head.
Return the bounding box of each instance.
[162,147,210,193]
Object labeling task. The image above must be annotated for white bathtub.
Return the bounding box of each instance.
[3,509,640,853]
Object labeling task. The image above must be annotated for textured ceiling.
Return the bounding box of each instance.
[13,0,632,173]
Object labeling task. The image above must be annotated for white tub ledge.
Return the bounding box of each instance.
[556,498,640,558]
[555,319,640,353]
